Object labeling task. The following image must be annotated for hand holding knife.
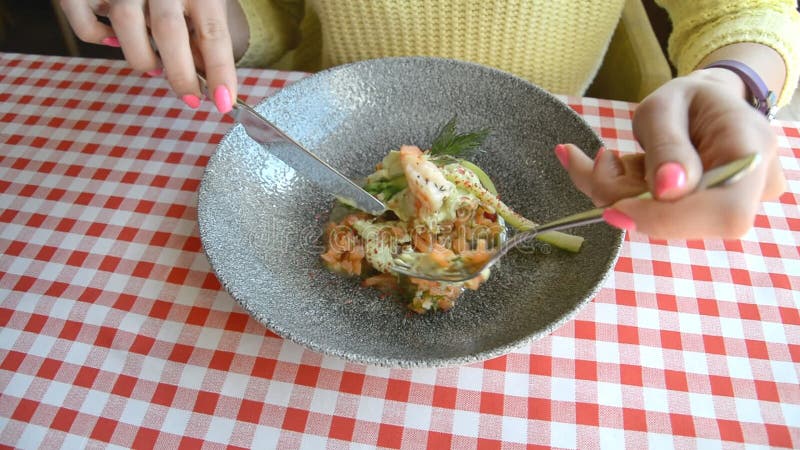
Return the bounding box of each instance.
[196,74,388,216]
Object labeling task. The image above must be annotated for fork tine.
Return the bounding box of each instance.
[391,253,487,281]
[391,258,414,270]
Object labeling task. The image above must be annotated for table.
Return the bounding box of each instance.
[0,52,797,449]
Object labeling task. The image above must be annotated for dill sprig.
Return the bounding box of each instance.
[428,116,490,160]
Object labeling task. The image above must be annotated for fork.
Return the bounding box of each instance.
[390,153,761,282]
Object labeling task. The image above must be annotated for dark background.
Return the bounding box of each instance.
[0,0,122,59]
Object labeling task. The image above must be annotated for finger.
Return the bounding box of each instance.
[554,143,595,197]
[149,0,203,107]
[609,162,768,239]
[59,0,116,44]
[555,144,647,206]
[762,152,786,200]
[189,39,206,72]
[686,91,783,200]
[633,88,704,201]
[604,121,783,240]
[701,105,785,202]
[107,0,160,72]
[188,0,237,113]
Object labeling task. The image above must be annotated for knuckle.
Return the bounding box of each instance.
[195,18,229,42]
[587,184,615,206]
[633,93,669,122]
[151,9,185,28]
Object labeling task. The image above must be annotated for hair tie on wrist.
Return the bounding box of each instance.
[703,59,777,120]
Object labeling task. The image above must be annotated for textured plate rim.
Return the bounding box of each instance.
[197,56,625,368]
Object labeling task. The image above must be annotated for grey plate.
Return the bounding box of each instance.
[197,57,623,368]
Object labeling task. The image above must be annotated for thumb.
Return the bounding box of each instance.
[632,93,704,200]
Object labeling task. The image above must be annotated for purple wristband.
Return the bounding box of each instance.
[703,59,777,120]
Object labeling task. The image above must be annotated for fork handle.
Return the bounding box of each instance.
[510,153,761,246]
[505,208,605,249]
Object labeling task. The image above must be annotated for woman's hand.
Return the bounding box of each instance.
[555,68,785,239]
[59,0,249,113]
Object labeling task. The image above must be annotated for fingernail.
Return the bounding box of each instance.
[554,144,569,169]
[655,162,687,199]
[214,85,232,114]
[593,147,606,170]
[603,208,636,231]
[146,68,163,77]
[101,37,120,48]
[182,94,201,109]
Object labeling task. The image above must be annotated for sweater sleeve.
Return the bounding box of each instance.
[235,0,304,68]
[657,0,800,106]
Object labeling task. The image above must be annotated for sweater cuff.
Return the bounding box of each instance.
[668,7,800,106]
[236,0,301,68]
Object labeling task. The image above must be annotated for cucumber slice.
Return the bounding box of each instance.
[443,165,584,252]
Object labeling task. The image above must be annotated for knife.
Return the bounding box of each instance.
[197,75,388,216]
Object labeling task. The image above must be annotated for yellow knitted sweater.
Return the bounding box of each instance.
[236,0,800,105]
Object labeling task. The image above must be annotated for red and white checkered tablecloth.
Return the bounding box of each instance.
[1,52,798,449]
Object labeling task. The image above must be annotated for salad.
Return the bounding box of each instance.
[321,119,583,313]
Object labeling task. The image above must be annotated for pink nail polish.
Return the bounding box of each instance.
[554,144,569,169]
[182,94,201,109]
[593,147,606,169]
[101,37,121,48]
[603,208,636,231]
[654,162,687,199]
[214,85,233,114]
[146,68,163,77]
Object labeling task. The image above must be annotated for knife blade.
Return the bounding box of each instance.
[198,75,387,216]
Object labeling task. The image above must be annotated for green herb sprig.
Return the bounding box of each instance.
[428,116,490,160]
